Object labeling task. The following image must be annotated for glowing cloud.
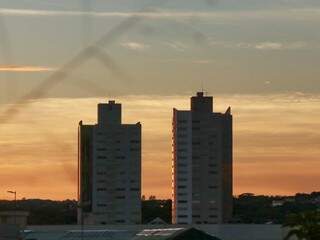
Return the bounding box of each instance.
[254,41,311,50]
[121,42,150,51]
[0,65,55,72]
[1,8,320,20]
[255,42,284,50]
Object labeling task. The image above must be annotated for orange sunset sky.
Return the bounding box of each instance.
[0,94,319,200]
[1,0,320,200]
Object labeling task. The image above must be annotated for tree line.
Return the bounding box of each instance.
[0,192,319,225]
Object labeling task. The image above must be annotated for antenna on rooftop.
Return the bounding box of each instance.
[200,80,208,96]
[201,80,204,94]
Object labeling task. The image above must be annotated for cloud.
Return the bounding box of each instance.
[2,7,320,21]
[265,81,271,85]
[254,42,310,50]
[0,8,215,18]
[0,65,55,72]
[157,58,212,65]
[210,40,317,51]
[255,42,284,50]
[121,42,150,51]
[163,41,188,52]
[191,60,211,64]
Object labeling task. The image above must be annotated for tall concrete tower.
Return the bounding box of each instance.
[172,92,233,224]
[78,100,141,224]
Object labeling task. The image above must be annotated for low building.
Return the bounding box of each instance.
[22,224,285,240]
[0,224,21,240]
[272,200,285,207]
[133,228,221,240]
[147,217,168,225]
[272,198,295,207]
[0,211,29,227]
[23,229,134,240]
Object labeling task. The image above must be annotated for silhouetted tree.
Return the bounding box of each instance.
[142,199,172,224]
[149,195,157,200]
[283,211,320,240]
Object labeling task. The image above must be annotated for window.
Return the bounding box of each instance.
[178,207,187,211]
[178,120,187,124]
[178,178,187,181]
[178,134,187,138]
[178,193,187,196]
[178,163,187,167]
[116,196,125,199]
[97,148,107,151]
[98,204,107,207]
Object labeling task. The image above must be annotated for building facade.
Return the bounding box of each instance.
[78,100,141,224]
[172,92,233,224]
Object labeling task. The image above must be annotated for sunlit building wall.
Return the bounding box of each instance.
[78,100,141,224]
[172,92,233,224]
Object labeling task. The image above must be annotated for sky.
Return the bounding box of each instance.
[0,0,319,200]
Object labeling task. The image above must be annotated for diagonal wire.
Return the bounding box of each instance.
[0,17,140,123]
[0,0,217,125]
[0,2,172,124]
[0,0,216,127]
[0,0,218,197]
[92,47,134,84]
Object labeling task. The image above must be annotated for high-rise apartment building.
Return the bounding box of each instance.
[172,92,233,224]
[78,100,141,225]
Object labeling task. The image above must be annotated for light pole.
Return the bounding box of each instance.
[7,190,17,224]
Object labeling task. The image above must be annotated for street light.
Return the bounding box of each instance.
[7,190,17,224]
